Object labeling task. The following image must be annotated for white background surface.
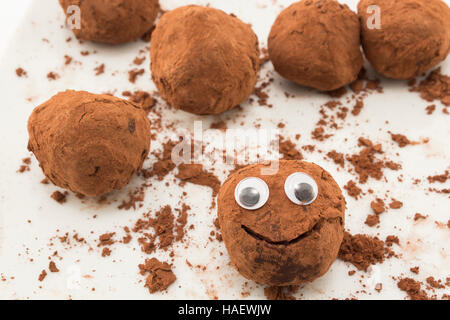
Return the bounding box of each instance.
[0,0,449,300]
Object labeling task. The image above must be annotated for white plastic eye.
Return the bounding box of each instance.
[284,172,318,205]
[234,177,269,210]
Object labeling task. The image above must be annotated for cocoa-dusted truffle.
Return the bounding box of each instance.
[59,0,160,44]
[150,5,260,115]
[218,160,346,286]
[358,0,450,79]
[268,0,363,91]
[28,90,151,197]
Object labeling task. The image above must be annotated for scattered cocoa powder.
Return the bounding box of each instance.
[279,137,303,160]
[344,180,362,199]
[174,204,190,242]
[98,233,115,247]
[133,56,146,65]
[397,278,429,300]
[347,138,399,184]
[410,266,420,274]
[351,99,364,116]
[142,140,177,181]
[427,170,449,183]
[311,126,332,141]
[38,270,47,282]
[365,214,380,227]
[425,104,436,115]
[327,150,345,168]
[371,198,386,214]
[210,120,227,130]
[46,72,59,80]
[390,133,410,148]
[133,206,178,254]
[414,213,427,221]
[338,231,394,271]
[426,276,445,289]
[117,187,146,210]
[49,261,59,273]
[101,247,111,257]
[138,258,176,293]
[176,164,220,197]
[120,234,132,245]
[253,79,273,107]
[94,63,105,76]
[128,68,145,83]
[51,191,68,204]
[17,157,31,173]
[385,235,399,247]
[64,55,72,65]
[123,90,156,114]
[389,200,403,209]
[409,68,449,106]
[16,68,27,77]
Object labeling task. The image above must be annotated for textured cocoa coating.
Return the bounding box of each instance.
[268,0,363,91]
[218,161,346,286]
[150,5,260,115]
[28,90,151,197]
[59,0,160,44]
[358,0,450,79]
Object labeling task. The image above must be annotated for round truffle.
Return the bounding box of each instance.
[218,160,346,286]
[59,0,160,44]
[27,90,151,197]
[268,0,363,91]
[358,0,450,79]
[150,5,260,115]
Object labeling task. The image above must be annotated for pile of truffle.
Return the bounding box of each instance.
[26,0,450,290]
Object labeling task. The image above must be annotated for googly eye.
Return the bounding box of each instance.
[284,172,318,205]
[234,177,269,210]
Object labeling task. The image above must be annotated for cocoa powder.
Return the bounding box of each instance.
[397,278,429,300]
[139,258,176,293]
[176,164,221,197]
[279,137,303,160]
[338,232,394,271]
[410,68,450,106]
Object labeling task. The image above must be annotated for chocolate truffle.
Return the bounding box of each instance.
[218,160,346,286]
[358,0,450,79]
[27,90,151,197]
[150,5,260,115]
[268,0,363,91]
[59,0,160,44]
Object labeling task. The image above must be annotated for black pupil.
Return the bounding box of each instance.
[239,187,260,206]
[294,183,315,203]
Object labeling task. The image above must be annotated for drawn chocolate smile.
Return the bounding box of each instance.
[241,221,320,245]
[241,217,342,245]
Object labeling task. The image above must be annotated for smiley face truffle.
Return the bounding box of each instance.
[268,0,363,91]
[218,161,346,286]
[150,5,260,115]
[358,0,450,79]
[59,0,160,44]
[27,90,151,197]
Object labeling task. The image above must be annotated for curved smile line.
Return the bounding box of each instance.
[241,221,320,245]
[241,217,342,246]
